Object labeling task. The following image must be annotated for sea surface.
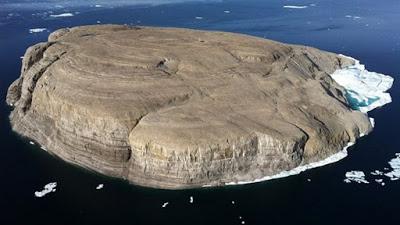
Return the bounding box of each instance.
[0,0,399,224]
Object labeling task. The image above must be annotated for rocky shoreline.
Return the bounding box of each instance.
[7,25,375,189]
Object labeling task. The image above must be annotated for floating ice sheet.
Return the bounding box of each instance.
[35,182,57,197]
[344,171,369,184]
[29,28,47,33]
[50,13,74,18]
[384,153,400,181]
[283,5,308,9]
[331,55,394,113]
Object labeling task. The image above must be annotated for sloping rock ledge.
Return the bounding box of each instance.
[7,25,373,189]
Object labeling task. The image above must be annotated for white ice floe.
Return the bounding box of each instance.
[371,170,384,176]
[283,5,308,9]
[29,28,47,33]
[50,13,74,18]
[224,10,231,13]
[369,117,375,128]
[40,146,47,151]
[225,142,354,185]
[162,202,169,208]
[96,184,104,190]
[95,4,103,8]
[29,141,35,145]
[344,171,369,184]
[195,16,203,20]
[345,15,362,19]
[231,200,235,205]
[189,196,194,203]
[374,179,385,186]
[384,153,400,181]
[331,55,394,113]
[34,182,57,197]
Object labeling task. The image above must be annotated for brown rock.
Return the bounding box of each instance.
[7,25,371,189]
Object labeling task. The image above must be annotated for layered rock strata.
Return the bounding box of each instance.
[7,25,372,189]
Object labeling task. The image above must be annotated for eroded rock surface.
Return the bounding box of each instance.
[7,25,372,189]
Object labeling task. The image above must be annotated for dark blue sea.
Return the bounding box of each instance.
[0,0,399,224]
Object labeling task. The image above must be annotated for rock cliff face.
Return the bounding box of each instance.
[6,25,372,189]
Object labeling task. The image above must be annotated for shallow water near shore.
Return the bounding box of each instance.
[1,0,400,224]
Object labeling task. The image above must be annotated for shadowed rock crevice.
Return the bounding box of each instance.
[7,25,372,189]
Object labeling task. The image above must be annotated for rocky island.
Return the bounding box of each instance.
[6,25,392,189]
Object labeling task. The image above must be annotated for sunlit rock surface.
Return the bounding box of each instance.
[7,25,381,189]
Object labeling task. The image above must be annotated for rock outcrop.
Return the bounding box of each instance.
[6,25,372,189]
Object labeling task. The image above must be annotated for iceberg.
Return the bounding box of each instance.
[34,182,57,197]
[161,202,169,208]
[331,55,394,113]
[96,184,104,189]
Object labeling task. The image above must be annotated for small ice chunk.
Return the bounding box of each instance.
[195,16,203,20]
[95,4,102,8]
[50,13,74,18]
[384,153,400,181]
[40,146,47,151]
[224,10,231,13]
[307,178,311,182]
[369,117,375,128]
[371,170,383,176]
[29,141,35,145]
[29,28,47,33]
[231,200,235,205]
[96,184,104,190]
[310,3,317,7]
[35,182,57,197]
[189,196,194,203]
[241,221,246,224]
[283,5,308,9]
[344,171,369,184]
[162,202,169,208]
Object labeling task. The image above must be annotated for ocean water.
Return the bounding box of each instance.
[0,0,399,224]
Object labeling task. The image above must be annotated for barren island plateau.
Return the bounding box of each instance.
[6,25,394,189]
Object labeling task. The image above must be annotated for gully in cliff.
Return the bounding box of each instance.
[6,25,394,189]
